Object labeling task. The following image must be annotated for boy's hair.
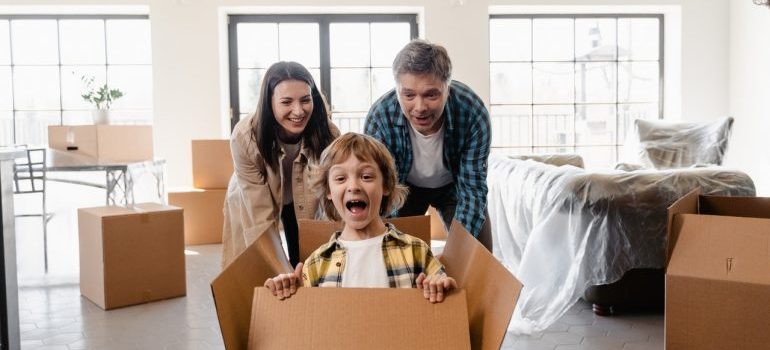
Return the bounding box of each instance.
[312,133,408,221]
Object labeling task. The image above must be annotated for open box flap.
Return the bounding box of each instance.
[211,228,291,350]
[440,220,523,350]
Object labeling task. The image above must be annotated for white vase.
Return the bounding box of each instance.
[92,109,110,125]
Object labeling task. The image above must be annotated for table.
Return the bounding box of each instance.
[0,149,22,350]
[45,149,166,206]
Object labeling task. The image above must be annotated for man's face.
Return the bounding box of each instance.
[396,73,449,136]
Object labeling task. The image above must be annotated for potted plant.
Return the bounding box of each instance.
[80,75,124,125]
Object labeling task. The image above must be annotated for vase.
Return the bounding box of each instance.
[92,109,110,125]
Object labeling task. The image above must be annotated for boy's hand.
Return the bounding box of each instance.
[264,263,303,300]
[416,273,458,303]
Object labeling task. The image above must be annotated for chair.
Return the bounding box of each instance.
[12,146,54,272]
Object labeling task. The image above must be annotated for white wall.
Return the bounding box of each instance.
[1,0,732,187]
[726,2,770,195]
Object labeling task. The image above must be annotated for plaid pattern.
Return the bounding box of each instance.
[364,80,491,237]
[301,223,445,288]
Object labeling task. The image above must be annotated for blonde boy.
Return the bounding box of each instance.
[265,133,456,303]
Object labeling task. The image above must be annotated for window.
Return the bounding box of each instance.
[488,15,663,168]
[0,15,152,146]
[228,14,417,133]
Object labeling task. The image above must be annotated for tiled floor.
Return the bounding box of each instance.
[15,178,664,349]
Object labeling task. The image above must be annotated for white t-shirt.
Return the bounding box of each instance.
[406,122,453,188]
[338,233,389,288]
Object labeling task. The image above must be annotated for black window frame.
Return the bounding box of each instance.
[227,13,418,131]
[488,13,664,161]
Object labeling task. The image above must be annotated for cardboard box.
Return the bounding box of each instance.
[296,215,433,263]
[250,288,470,349]
[192,139,233,189]
[78,203,186,309]
[428,206,448,240]
[211,216,523,350]
[48,125,153,163]
[168,188,226,245]
[666,189,770,349]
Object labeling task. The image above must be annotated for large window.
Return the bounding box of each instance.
[228,14,417,132]
[489,14,663,168]
[0,15,152,147]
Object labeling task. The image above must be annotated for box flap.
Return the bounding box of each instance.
[440,220,523,350]
[79,203,181,217]
[667,214,770,286]
[666,188,700,265]
[699,195,770,219]
[133,202,182,213]
[211,229,292,350]
[248,288,471,349]
[297,216,432,263]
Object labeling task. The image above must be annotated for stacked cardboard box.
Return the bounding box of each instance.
[666,189,770,349]
[168,140,233,245]
[48,125,153,163]
[211,216,523,350]
[78,203,186,309]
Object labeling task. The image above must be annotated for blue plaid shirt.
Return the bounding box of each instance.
[364,80,491,237]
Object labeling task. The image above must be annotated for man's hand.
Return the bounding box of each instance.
[416,273,458,303]
[264,263,303,300]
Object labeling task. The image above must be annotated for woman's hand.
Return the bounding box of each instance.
[416,273,458,303]
[264,263,303,300]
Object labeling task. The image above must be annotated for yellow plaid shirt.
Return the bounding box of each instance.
[301,223,446,288]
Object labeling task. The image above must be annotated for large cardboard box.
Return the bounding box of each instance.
[666,189,770,349]
[78,203,186,310]
[211,216,523,350]
[48,125,153,163]
[192,139,233,189]
[168,188,226,245]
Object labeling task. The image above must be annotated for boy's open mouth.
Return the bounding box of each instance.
[345,200,368,214]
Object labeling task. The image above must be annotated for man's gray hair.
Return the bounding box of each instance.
[392,39,452,83]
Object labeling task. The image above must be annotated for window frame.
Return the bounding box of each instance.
[488,13,664,160]
[0,14,151,145]
[227,13,418,131]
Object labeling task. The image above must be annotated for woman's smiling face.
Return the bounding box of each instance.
[272,79,313,142]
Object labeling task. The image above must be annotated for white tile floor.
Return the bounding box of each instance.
[14,179,664,349]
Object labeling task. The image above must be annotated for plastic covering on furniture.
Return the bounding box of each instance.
[487,155,755,333]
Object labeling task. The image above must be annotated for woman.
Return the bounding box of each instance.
[222,61,338,269]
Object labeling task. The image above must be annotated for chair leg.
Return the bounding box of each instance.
[43,183,49,273]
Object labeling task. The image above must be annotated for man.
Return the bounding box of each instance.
[364,39,492,250]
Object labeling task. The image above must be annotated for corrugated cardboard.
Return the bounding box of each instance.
[211,217,522,350]
[428,206,448,240]
[78,203,186,310]
[48,125,153,163]
[297,215,433,263]
[168,188,226,245]
[248,288,470,350]
[666,189,770,349]
[192,139,233,189]
[211,229,292,350]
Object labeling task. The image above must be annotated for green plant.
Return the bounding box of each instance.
[80,76,125,110]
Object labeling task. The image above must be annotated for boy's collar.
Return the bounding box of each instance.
[319,222,409,256]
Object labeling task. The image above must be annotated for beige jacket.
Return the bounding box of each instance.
[221,116,338,269]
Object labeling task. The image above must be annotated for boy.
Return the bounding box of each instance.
[264,133,457,303]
